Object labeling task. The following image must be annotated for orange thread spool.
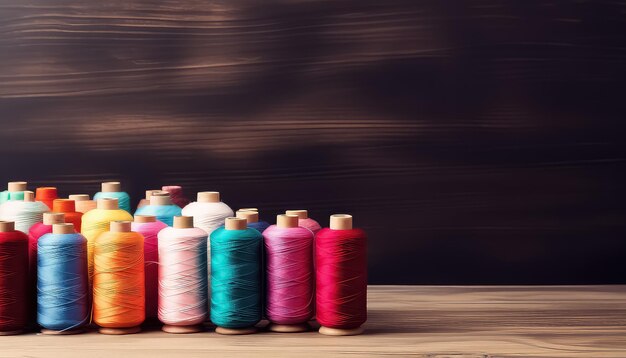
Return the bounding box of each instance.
[93,221,145,335]
[52,199,83,232]
[35,187,57,210]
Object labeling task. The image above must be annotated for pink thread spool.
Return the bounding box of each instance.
[158,216,208,334]
[131,215,168,321]
[263,214,315,333]
[285,210,321,234]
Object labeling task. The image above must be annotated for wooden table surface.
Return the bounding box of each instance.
[1,286,625,357]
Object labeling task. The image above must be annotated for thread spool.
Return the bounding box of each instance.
[181,191,233,237]
[264,215,314,333]
[211,217,262,335]
[93,221,145,335]
[236,210,270,233]
[316,214,367,336]
[158,216,208,334]
[38,223,89,335]
[131,215,168,320]
[161,186,191,208]
[134,193,182,227]
[27,212,65,324]
[69,194,96,214]
[0,181,27,204]
[35,187,58,210]
[93,182,131,213]
[53,199,83,231]
[136,189,160,210]
[286,210,322,234]
[0,191,49,233]
[0,221,28,335]
[81,198,133,284]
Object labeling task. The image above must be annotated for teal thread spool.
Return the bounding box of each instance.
[210,217,262,335]
[0,181,27,204]
[93,182,131,213]
[133,192,181,226]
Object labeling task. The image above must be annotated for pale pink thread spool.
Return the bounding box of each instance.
[157,216,208,334]
[263,214,315,332]
[131,215,168,321]
[285,210,321,234]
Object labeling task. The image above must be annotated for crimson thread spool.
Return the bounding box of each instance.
[35,187,58,210]
[161,186,190,208]
[131,215,168,321]
[53,199,83,231]
[69,194,96,214]
[316,214,367,336]
[27,212,65,323]
[264,214,314,333]
[285,210,322,234]
[93,221,145,335]
[0,221,29,335]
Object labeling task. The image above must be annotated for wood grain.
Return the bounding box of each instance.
[1,286,626,357]
[1,1,626,284]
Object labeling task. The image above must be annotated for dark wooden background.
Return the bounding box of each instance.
[1,1,625,284]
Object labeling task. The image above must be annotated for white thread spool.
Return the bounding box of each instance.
[0,191,49,233]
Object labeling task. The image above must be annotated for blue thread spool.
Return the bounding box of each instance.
[38,223,89,335]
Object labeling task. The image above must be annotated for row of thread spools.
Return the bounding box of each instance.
[0,181,367,336]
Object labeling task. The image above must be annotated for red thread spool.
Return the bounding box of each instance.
[315,214,367,336]
[27,213,65,324]
[35,187,58,210]
[53,199,83,232]
[0,221,29,335]
[161,186,190,208]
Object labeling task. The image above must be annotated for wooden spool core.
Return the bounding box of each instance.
[40,328,84,335]
[53,223,75,235]
[23,191,35,202]
[286,210,308,219]
[97,198,118,210]
[277,214,298,229]
[239,208,258,212]
[7,181,27,192]
[0,221,15,232]
[0,330,23,336]
[225,217,246,230]
[197,191,219,203]
[268,323,310,333]
[145,189,159,200]
[215,326,257,335]
[173,216,193,229]
[110,221,131,233]
[69,194,89,202]
[101,182,121,193]
[162,324,203,334]
[150,194,172,206]
[318,326,364,336]
[330,214,353,230]
[43,213,65,225]
[99,326,141,335]
[134,215,156,223]
[236,210,258,223]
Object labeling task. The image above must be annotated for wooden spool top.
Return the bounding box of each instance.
[236,210,258,223]
[277,214,298,228]
[145,189,160,200]
[110,221,131,233]
[150,193,172,206]
[238,208,258,212]
[134,215,156,223]
[97,198,118,210]
[0,221,15,232]
[101,182,121,193]
[23,191,35,202]
[43,212,65,225]
[330,214,353,230]
[52,223,75,234]
[286,210,308,219]
[69,194,90,201]
[173,216,193,229]
[225,217,246,230]
[7,181,27,192]
[197,191,219,203]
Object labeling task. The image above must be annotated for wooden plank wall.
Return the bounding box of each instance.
[1,1,625,284]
